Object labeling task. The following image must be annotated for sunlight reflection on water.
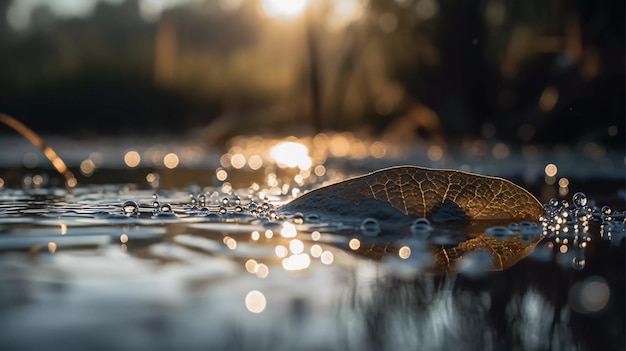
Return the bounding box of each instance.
[0,134,624,350]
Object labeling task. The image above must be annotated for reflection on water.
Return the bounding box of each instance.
[0,185,623,350]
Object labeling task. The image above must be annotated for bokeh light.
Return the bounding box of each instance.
[282,253,311,270]
[163,153,179,169]
[349,238,360,250]
[245,290,267,313]
[398,246,411,259]
[280,222,297,238]
[545,164,558,177]
[124,150,141,168]
[320,251,334,265]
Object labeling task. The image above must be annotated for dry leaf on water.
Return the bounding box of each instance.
[280,166,545,274]
[280,165,544,222]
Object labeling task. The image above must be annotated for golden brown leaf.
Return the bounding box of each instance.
[281,166,544,222]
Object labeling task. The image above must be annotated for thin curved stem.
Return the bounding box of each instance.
[0,113,77,187]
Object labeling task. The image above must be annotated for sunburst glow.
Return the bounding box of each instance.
[270,141,312,169]
[261,0,309,18]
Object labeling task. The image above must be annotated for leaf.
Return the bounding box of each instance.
[280,166,543,222]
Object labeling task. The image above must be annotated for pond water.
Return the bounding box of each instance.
[0,137,624,351]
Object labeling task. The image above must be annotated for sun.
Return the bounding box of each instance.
[261,0,309,18]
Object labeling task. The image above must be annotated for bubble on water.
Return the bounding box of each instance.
[360,218,381,237]
[516,221,542,240]
[234,205,243,213]
[235,197,241,205]
[219,206,227,215]
[248,202,258,211]
[508,222,519,231]
[543,198,560,217]
[198,194,207,207]
[561,200,570,210]
[262,202,270,211]
[486,226,514,239]
[549,198,559,208]
[572,192,587,208]
[152,193,159,200]
[410,218,432,237]
[122,200,138,216]
[160,203,173,213]
[292,212,304,224]
[572,256,586,270]
[152,200,160,213]
[601,206,613,222]
[222,197,230,206]
[305,213,320,223]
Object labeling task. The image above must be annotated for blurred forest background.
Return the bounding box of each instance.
[0,0,623,148]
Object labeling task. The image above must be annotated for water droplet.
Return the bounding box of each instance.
[544,200,560,216]
[410,218,432,236]
[248,202,258,211]
[235,197,241,205]
[518,221,542,238]
[561,200,570,210]
[152,193,158,200]
[360,218,381,237]
[122,200,138,217]
[508,222,519,231]
[549,198,559,208]
[572,256,586,270]
[262,202,270,211]
[485,226,514,239]
[219,206,227,215]
[305,213,320,223]
[160,203,173,213]
[292,212,304,224]
[234,205,243,213]
[198,194,207,207]
[601,206,613,222]
[519,221,537,229]
[573,192,587,208]
[222,197,230,206]
[268,210,277,220]
[152,200,160,212]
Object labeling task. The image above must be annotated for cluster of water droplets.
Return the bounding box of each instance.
[537,192,625,270]
[119,191,288,223]
[540,192,625,237]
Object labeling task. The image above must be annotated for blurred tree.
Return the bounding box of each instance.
[0,0,622,148]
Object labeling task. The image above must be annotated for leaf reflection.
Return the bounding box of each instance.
[336,220,542,274]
